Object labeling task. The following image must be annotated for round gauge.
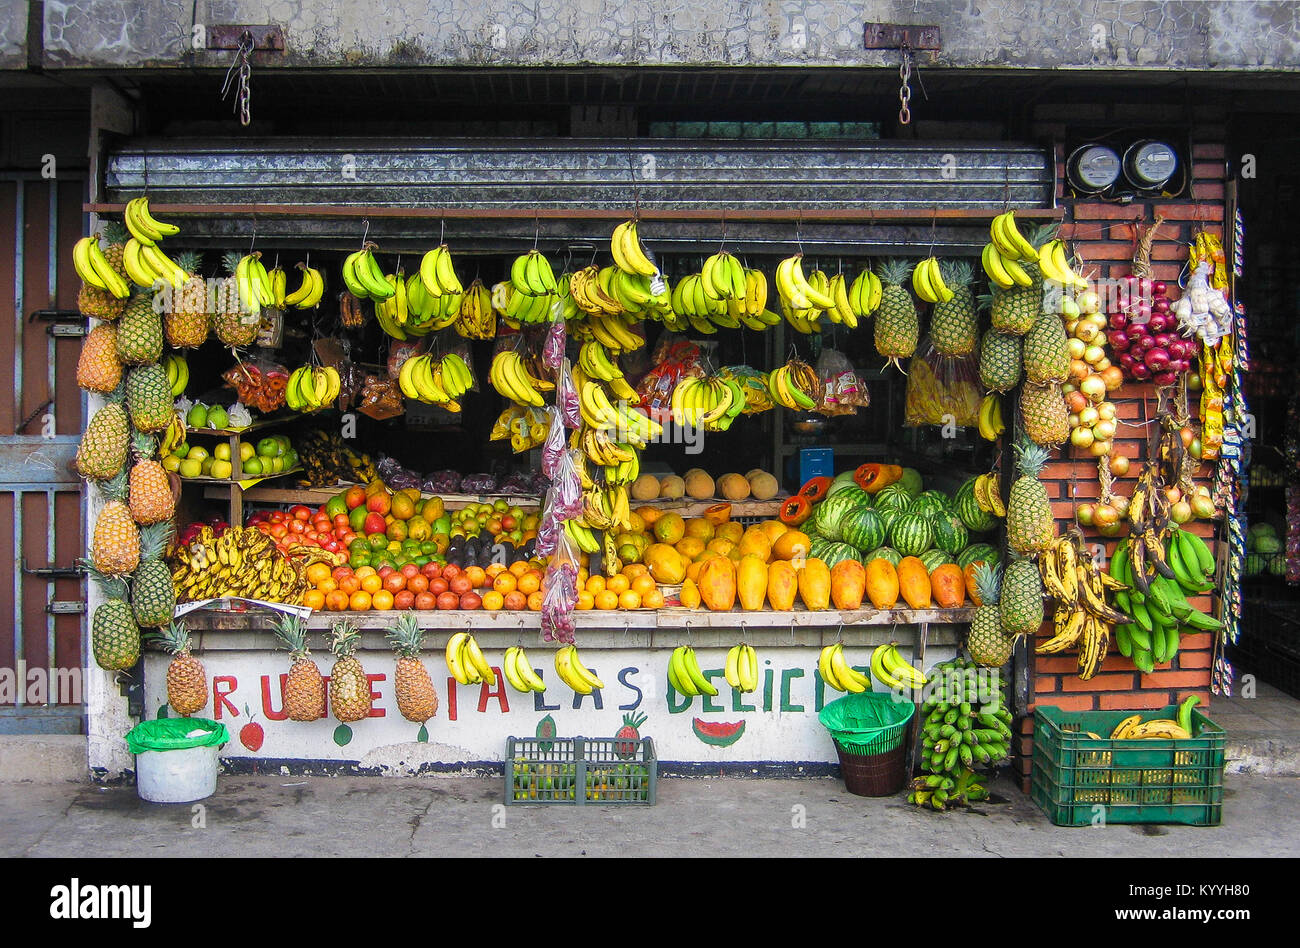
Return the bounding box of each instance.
[1066,145,1121,193]
[1123,141,1178,189]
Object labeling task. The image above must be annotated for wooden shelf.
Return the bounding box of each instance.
[226,486,545,508]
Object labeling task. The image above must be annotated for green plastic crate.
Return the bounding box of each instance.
[504,735,657,805]
[1031,705,1225,827]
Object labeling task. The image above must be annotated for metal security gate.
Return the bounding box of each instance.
[0,174,88,734]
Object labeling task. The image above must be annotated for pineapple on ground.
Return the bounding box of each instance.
[930,260,979,357]
[86,567,141,671]
[967,562,1014,666]
[126,363,174,434]
[166,251,211,349]
[78,223,129,322]
[76,324,123,394]
[1000,553,1045,638]
[115,291,164,365]
[148,620,206,716]
[131,522,176,628]
[1007,440,1055,556]
[386,613,438,724]
[1020,380,1069,445]
[91,472,140,575]
[76,397,130,481]
[1022,312,1070,385]
[978,326,1023,393]
[874,259,920,371]
[128,431,175,525]
[272,614,325,721]
[215,252,261,348]
[328,620,370,723]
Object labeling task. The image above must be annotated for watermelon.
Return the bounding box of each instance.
[826,470,860,496]
[864,546,902,566]
[954,478,996,533]
[920,549,952,572]
[957,543,998,568]
[809,536,831,561]
[873,484,913,515]
[889,511,934,556]
[932,513,969,556]
[896,468,923,497]
[909,491,951,520]
[840,506,886,553]
[819,541,860,567]
[811,492,868,543]
[874,505,900,534]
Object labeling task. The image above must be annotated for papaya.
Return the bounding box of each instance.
[930,563,967,609]
[897,556,932,610]
[737,526,772,562]
[854,463,904,494]
[679,577,701,609]
[698,556,736,611]
[963,560,986,605]
[767,560,798,611]
[771,529,811,561]
[737,554,768,610]
[797,557,831,611]
[830,559,867,610]
[866,558,900,609]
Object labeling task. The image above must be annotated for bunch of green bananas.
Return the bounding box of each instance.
[669,267,778,335]
[163,354,189,397]
[667,646,717,698]
[766,360,819,411]
[502,250,561,323]
[341,243,395,301]
[397,352,474,408]
[233,251,276,317]
[909,656,1011,811]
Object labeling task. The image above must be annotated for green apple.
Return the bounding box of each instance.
[210,459,233,479]
[178,458,202,478]
[213,443,232,462]
[186,404,208,428]
[186,445,209,462]
[241,456,263,477]
[257,437,279,458]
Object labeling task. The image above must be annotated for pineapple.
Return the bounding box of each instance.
[978,327,1023,393]
[86,567,141,671]
[100,221,129,281]
[131,522,176,627]
[1007,439,1055,555]
[327,620,371,723]
[989,280,1042,336]
[76,324,124,394]
[115,291,163,365]
[166,252,211,349]
[78,285,126,323]
[929,260,978,356]
[125,363,174,434]
[873,259,920,371]
[76,399,129,481]
[128,431,175,524]
[386,613,438,724]
[1020,380,1069,446]
[1022,312,1070,385]
[967,563,1014,667]
[148,620,207,716]
[1000,553,1045,638]
[272,614,325,722]
[91,472,140,575]
[214,252,260,348]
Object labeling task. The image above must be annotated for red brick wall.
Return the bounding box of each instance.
[1014,141,1228,792]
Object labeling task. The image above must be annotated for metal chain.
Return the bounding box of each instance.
[898,48,913,125]
[221,31,254,126]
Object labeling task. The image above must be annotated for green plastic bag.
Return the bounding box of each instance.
[819,692,914,752]
[125,718,230,754]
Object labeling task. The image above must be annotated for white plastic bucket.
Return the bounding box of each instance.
[135,743,219,804]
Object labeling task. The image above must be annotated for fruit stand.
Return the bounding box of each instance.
[74,138,1242,822]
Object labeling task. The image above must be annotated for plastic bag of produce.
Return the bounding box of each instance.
[541,408,567,479]
[719,365,774,413]
[422,470,462,494]
[905,341,981,428]
[358,374,404,421]
[387,339,424,380]
[638,335,703,419]
[540,528,579,644]
[557,358,581,429]
[461,472,499,494]
[543,312,566,369]
[815,348,869,416]
[221,354,290,413]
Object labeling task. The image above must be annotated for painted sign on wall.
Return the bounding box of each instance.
[143,645,959,768]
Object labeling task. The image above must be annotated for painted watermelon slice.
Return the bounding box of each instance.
[691,718,746,747]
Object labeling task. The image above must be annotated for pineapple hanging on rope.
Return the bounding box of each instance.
[327,620,371,723]
[165,251,211,349]
[989,224,1052,336]
[76,324,124,395]
[873,259,920,372]
[115,290,164,366]
[386,613,439,724]
[76,389,130,482]
[84,564,141,671]
[271,614,325,722]
[999,552,1045,639]
[148,620,207,716]
[967,562,1014,667]
[215,252,260,348]
[978,325,1023,393]
[128,431,175,525]
[125,362,175,434]
[91,471,140,575]
[1022,311,1071,385]
[1007,438,1056,556]
[77,222,128,322]
[1020,380,1069,446]
[929,259,979,357]
[131,522,176,628]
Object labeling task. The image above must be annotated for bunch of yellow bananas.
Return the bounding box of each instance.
[669,375,747,431]
[818,643,873,693]
[163,354,189,397]
[774,254,837,333]
[282,262,325,309]
[73,234,130,298]
[501,647,547,694]
[766,360,819,411]
[398,352,473,408]
[554,646,604,695]
[445,633,495,686]
[911,257,953,304]
[454,279,496,339]
[488,349,552,408]
[724,644,759,693]
[285,365,342,412]
[976,393,1006,441]
[576,341,640,403]
[670,267,778,335]
[971,471,1006,517]
[982,210,1040,289]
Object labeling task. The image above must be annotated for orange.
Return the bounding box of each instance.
[338,575,361,596]
[623,563,648,579]
[526,590,544,611]
[464,566,486,589]
[354,565,377,579]
[508,560,530,578]
[371,589,394,611]
[519,570,543,595]
[325,590,349,611]
[481,590,505,611]
[631,574,658,597]
[303,589,326,610]
[485,563,506,580]
[305,562,332,586]
[594,590,619,610]
[493,572,518,594]
[317,577,338,594]
[606,574,630,595]
[642,589,665,609]
[361,574,383,594]
[585,574,606,596]
[576,591,595,610]
[349,590,372,611]
[618,590,641,610]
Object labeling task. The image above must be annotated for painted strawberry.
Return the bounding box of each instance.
[615,711,647,758]
[239,705,264,752]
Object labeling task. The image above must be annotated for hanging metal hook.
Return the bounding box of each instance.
[360,219,370,248]
[439,215,446,246]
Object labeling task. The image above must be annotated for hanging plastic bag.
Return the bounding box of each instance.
[221,354,290,413]
[541,527,579,644]
[815,348,870,416]
[905,340,982,428]
[541,407,567,479]
[557,358,582,429]
[543,313,566,370]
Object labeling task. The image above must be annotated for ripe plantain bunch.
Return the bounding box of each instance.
[170,525,309,604]
[1036,531,1132,680]
[294,429,377,487]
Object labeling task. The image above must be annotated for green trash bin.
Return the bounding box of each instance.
[819,692,915,796]
[125,718,230,804]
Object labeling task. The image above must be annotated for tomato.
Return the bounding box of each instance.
[290,505,311,521]
[287,519,306,534]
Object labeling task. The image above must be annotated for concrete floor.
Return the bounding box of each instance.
[1211,679,1300,775]
[3,771,1297,858]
